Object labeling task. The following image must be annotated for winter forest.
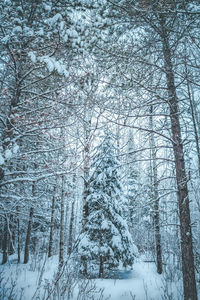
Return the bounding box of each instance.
[0,1,200,299]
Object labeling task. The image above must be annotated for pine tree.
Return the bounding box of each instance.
[79,134,137,278]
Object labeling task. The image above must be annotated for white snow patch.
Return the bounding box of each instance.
[39,56,69,77]
[112,235,122,249]
[1,35,10,44]
[43,4,51,11]
[13,143,19,154]
[28,52,36,63]
[5,149,12,160]
[101,219,109,230]
[47,13,62,26]
[0,255,183,300]
[95,260,179,300]
[13,26,22,33]
[0,153,4,165]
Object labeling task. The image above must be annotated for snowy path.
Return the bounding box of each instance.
[95,260,164,300]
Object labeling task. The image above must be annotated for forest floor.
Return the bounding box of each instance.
[94,258,182,300]
[0,253,193,300]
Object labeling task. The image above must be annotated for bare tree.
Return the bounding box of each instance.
[149,105,162,274]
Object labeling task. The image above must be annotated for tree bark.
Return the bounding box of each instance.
[149,106,162,274]
[160,16,197,300]
[2,215,8,264]
[82,109,92,228]
[184,60,200,176]
[59,175,65,266]
[8,215,15,255]
[17,206,20,263]
[24,207,34,264]
[99,255,104,278]
[68,199,75,255]
[82,141,90,228]
[48,187,56,258]
[154,195,162,274]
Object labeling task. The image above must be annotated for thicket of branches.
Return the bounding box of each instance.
[0,1,200,299]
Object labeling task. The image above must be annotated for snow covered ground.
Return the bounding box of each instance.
[95,259,183,300]
[0,254,185,299]
[96,261,163,300]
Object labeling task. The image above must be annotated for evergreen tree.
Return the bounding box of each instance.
[79,134,137,278]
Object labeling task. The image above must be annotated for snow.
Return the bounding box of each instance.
[1,35,10,44]
[40,56,54,72]
[101,219,109,230]
[37,28,44,36]
[13,143,19,154]
[95,262,162,300]
[0,254,183,300]
[59,20,65,31]
[39,56,69,77]
[28,52,36,63]
[47,13,62,27]
[24,27,34,37]
[13,26,22,33]
[0,254,59,300]
[131,243,139,257]
[0,153,4,165]
[5,149,12,160]
[43,4,51,11]
[79,234,89,247]
[112,235,122,249]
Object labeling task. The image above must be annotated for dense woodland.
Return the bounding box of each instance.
[0,0,200,299]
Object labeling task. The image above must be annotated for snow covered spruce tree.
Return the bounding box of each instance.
[78,134,137,278]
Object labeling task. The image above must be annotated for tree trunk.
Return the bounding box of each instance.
[17,207,20,263]
[2,215,8,264]
[68,199,75,255]
[82,110,92,228]
[99,255,104,278]
[48,187,56,258]
[184,60,200,176]
[154,197,162,274]
[8,215,15,255]
[24,207,34,264]
[149,106,162,274]
[82,182,89,228]
[59,175,65,266]
[160,17,197,300]
[82,140,90,228]
[81,110,92,276]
